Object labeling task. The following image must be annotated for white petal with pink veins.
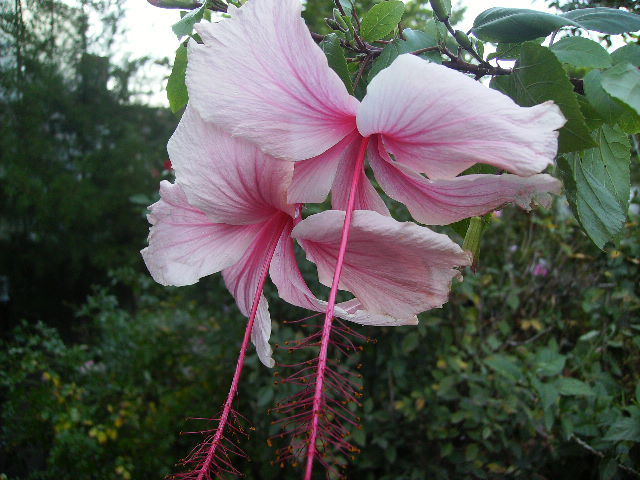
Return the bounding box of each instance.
[168,106,294,225]
[269,234,416,326]
[223,216,291,367]
[368,140,561,225]
[187,0,358,161]
[141,181,259,287]
[291,210,472,319]
[357,54,566,179]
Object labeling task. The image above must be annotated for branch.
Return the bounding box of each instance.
[442,58,511,78]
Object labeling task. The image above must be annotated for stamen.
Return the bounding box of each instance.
[269,137,372,479]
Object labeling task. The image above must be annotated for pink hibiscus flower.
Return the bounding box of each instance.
[186,0,565,225]
[142,106,470,368]
[146,0,567,476]
[142,106,470,478]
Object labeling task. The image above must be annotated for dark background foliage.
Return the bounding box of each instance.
[1,0,638,479]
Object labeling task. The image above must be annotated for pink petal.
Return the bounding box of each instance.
[269,232,415,326]
[288,131,359,204]
[168,106,294,225]
[291,210,471,319]
[357,54,566,179]
[141,181,258,286]
[187,0,358,161]
[330,141,389,216]
[289,132,389,215]
[223,215,291,367]
[368,140,561,225]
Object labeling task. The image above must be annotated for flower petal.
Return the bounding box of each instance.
[369,140,561,225]
[187,0,358,161]
[141,181,257,286]
[222,215,290,368]
[330,142,389,216]
[291,210,471,319]
[357,54,566,179]
[269,232,415,326]
[288,131,359,204]
[168,106,294,225]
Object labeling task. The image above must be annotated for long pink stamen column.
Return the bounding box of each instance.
[304,136,370,480]
[195,227,285,480]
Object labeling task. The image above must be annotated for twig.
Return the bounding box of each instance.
[506,327,552,347]
[572,435,640,477]
[353,55,370,90]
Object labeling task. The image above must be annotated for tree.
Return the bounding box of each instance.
[0,1,175,332]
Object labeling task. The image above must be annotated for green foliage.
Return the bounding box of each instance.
[472,8,579,43]
[558,125,631,249]
[0,1,176,328]
[550,36,612,68]
[3,203,639,478]
[368,28,440,81]
[611,44,640,68]
[601,62,640,115]
[562,7,640,34]
[172,0,209,38]
[472,6,640,43]
[359,1,405,42]
[167,44,189,113]
[491,42,596,154]
[321,33,354,94]
[3,0,639,478]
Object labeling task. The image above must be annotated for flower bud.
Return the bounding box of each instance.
[333,8,349,32]
[454,30,473,51]
[429,0,449,21]
[325,17,340,30]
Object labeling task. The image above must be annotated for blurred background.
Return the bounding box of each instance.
[0,0,638,479]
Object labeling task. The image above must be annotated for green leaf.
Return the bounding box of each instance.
[561,7,640,35]
[584,69,627,124]
[472,7,640,43]
[491,42,595,153]
[321,33,353,95]
[599,459,618,480]
[472,8,579,43]
[485,354,521,381]
[360,1,405,42]
[611,44,640,67]
[556,377,594,396]
[603,417,640,442]
[534,348,566,377]
[401,333,420,354]
[368,28,440,81]
[601,62,640,116]
[584,70,640,133]
[166,44,188,114]
[338,0,354,17]
[487,43,524,60]
[533,378,560,409]
[550,36,611,69]
[172,1,208,39]
[557,149,627,250]
[582,125,631,211]
[576,94,604,131]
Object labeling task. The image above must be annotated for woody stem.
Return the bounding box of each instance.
[303,136,370,480]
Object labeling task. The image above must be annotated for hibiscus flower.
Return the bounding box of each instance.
[142,106,470,368]
[186,0,565,225]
